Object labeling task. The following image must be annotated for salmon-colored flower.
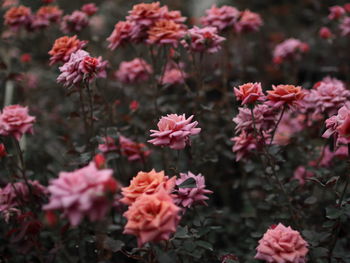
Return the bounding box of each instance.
[266,85,305,108]
[4,5,32,30]
[121,170,175,205]
[255,223,309,263]
[43,162,118,226]
[36,5,62,23]
[123,188,180,247]
[234,82,264,105]
[127,2,163,27]
[107,21,138,50]
[0,105,36,140]
[147,19,185,46]
[48,35,87,65]
[148,114,201,150]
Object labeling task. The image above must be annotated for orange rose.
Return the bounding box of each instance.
[121,169,175,205]
[267,84,305,107]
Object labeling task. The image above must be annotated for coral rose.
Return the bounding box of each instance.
[266,85,305,108]
[121,169,175,205]
[107,21,137,50]
[123,188,180,247]
[43,162,118,226]
[49,35,87,65]
[0,105,36,140]
[255,223,309,263]
[148,114,201,150]
[234,82,264,105]
[4,5,32,31]
[147,19,185,47]
[119,135,151,162]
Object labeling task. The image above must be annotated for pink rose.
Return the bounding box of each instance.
[255,223,309,263]
[0,105,36,140]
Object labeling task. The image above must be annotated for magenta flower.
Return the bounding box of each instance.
[339,16,350,36]
[233,104,275,134]
[57,50,107,87]
[174,172,213,208]
[328,6,345,20]
[200,5,240,32]
[43,162,118,226]
[273,38,309,64]
[0,180,47,222]
[255,223,309,263]
[81,3,98,16]
[323,104,350,144]
[60,10,89,34]
[115,58,152,84]
[0,105,36,140]
[307,77,350,116]
[235,9,263,33]
[181,26,225,53]
[107,21,138,50]
[148,114,201,150]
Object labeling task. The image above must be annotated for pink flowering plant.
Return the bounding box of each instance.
[0,1,350,263]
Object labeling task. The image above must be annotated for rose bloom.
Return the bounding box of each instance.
[161,7,186,24]
[231,131,261,161]
[115,58,153,84]
[0,105,36,140]
[57,50,107,87]
[319,27,333,39]
[121,169,175,205]
[255,223,309,263]
[273,38,309,64]
[308,77,350,116]
[234,82,264,105]
[48,35,87,65]
[43,162,118,226]
[98,136,118,153]
[119,135,151,162]
[0,180,47,222]
[181,26,225,53]
[174,172,213,208]
[235,9,263,33]
[107,21,138,50]
[123,188,180,247]
[273,112,304,146]
[60,10,89,34]
[200,5,240,32]
[36,5,62,23]
[160,67,187,86]
[147,19,185,47]
[148,114,201,150]
[339,17,350,36]
[4,5,32,31]
[233,104,276,134]
[266,85,305,108]
[81,3,98,16]
[323,104,350,143]
[328,6,345,20]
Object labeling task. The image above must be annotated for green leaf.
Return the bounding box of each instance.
[195,240,213,251]
[326,207,342,219]
[178,178,196,188]
[304,196,317,205]
[103,238,124,253]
